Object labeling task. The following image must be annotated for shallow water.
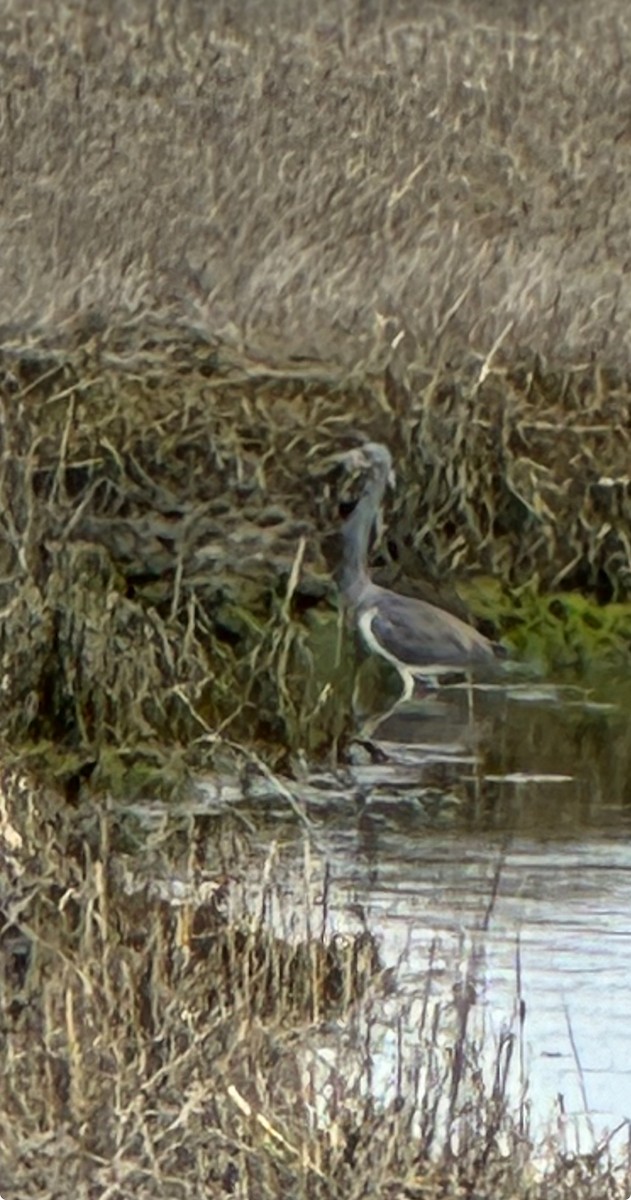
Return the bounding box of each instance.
[317,824,631,1149]
[209,674,631,1152]
[121,670,631,1153]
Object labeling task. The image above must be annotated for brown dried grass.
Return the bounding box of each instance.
[0,6,630,1196]
[2,0,631,368]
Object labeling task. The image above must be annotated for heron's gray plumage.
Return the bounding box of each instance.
[337,442,502,696]
[359,584,498,670]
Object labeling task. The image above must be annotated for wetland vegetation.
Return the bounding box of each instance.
[2,0,631,1195]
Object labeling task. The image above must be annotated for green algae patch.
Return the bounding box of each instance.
[459,576,631,675]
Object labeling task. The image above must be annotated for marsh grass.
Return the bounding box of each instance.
[1,4,631,1190]
[3,0,631,368]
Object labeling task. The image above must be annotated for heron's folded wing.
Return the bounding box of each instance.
[365,589,495,669]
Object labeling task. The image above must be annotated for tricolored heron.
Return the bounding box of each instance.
[336,442,504,704]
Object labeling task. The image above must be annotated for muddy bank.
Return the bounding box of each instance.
[2,339,631,788]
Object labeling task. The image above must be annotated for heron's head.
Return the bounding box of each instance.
[356,442,395,488]
[317,441,395,509]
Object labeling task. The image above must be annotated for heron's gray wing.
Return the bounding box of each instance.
[360,586,496,669]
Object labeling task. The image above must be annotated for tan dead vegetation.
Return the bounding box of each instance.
[0,0,630,617]
[1,2,631,1195]
[2,0,631,367]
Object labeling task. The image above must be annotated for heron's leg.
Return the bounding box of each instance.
[356,666,416,738]
[464,670,475,723]
[398,667,416,705]
[358,693,401,738]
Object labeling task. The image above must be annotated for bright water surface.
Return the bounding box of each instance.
[212,675,631,1155]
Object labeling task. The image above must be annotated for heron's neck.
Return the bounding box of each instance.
[337,492,377,598]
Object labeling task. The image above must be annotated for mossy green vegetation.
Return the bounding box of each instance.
[461,576,631,677]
